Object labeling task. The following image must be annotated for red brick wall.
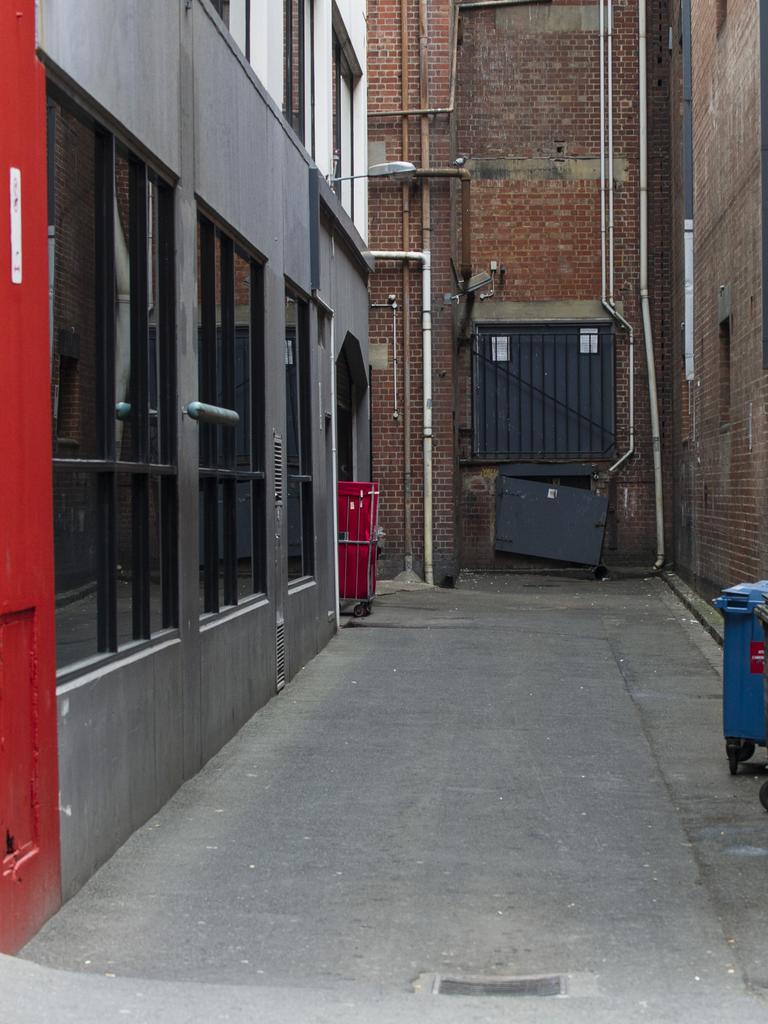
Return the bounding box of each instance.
[368,0,671,580]
[670,0,768,598]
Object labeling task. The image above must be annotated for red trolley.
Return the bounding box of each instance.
[337,481,380,617]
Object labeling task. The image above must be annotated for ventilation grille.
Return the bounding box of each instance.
[275,617,286,692]
[436,975,565,998]
[273,431,284,505]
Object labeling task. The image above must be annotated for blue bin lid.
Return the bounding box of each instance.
[713,580,768,610]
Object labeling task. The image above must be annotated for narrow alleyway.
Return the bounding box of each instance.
[10,575,768,1022]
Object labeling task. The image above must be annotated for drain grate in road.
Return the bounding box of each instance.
[435,974,565,997]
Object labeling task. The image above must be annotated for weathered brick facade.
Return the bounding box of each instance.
[368,0,671,582]
[669,0,767,599]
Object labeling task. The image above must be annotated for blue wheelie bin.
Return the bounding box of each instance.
[713,581,768,774]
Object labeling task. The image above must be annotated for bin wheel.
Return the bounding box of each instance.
[353,603,366,618]
[727,739,756,774]
[760,781,768,813]
[363,602,372,617]
[738,741,756,764]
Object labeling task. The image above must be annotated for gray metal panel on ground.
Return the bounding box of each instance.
[496,475,608,565]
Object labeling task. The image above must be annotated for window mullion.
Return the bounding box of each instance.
[203,476,219,613]
[96,132,116,462]
[223,479,237,605]
[158,184,176,465]
[220,235,235,469]
[132,472,150,638]
[161,476,178,628]
[97,471,117,651]
[130,160,149,463]
[200,219,217,468]
[251,261,265,472]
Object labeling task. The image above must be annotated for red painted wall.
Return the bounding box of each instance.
[0,0,61,951]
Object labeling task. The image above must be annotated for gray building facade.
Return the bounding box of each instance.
[42,0,371,898]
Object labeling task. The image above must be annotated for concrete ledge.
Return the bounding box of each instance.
[662,571,724,645]
[467,156,628,183]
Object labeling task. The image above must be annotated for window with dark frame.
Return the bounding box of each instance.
[285,291,314,581]
[283,0,306,143]
[332,29,355,213]
[197,214,266,615]
[49,94,178,672]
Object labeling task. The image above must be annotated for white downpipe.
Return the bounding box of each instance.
[370,250,433,584]
[605,303,635,473]
[392,301,399,415]
[607,0,615,304]
[600,0,607,300]
[421,252,433,585]
[639,0,665,569]
[600,0,635,474]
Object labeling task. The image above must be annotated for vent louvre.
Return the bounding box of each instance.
[275,618,286,692]
[273,431,284,505]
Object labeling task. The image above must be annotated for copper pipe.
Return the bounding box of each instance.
[369,0,547,119]
[412,168,472,281]
[370,3,459,119]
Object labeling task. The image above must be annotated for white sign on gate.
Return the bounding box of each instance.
[10,168,22,284]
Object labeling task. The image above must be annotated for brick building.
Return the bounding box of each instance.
[367,0,672,583]
[669,0,768,599]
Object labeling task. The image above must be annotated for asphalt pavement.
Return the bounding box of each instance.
[8,572,768,1022]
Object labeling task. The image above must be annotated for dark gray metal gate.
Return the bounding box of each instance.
[472,324,615,459]
[496,473,609,566]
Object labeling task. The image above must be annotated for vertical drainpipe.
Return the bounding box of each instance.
[419,0,434,585]
[421,251,433,585]
[330,313,340,630]
[639,0,665,569]
[682,0,694,381]
[401,0,414,572]
[761,0,768,368]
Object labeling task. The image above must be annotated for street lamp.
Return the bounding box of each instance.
[329,161,417,184]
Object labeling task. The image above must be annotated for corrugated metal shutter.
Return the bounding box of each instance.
[472,324,615,459]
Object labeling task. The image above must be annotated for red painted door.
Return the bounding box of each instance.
[0,0,61,951]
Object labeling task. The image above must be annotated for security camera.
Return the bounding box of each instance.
[463,271,493,294]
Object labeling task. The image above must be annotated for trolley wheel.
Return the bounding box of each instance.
[363,602,372,617]
[738,741,756,764]
[760,781,768,813]
[353,603,366,618]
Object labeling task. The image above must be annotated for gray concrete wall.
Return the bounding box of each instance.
[56,640,184,899]
[41,0,369,899]
[38,0,181,175]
